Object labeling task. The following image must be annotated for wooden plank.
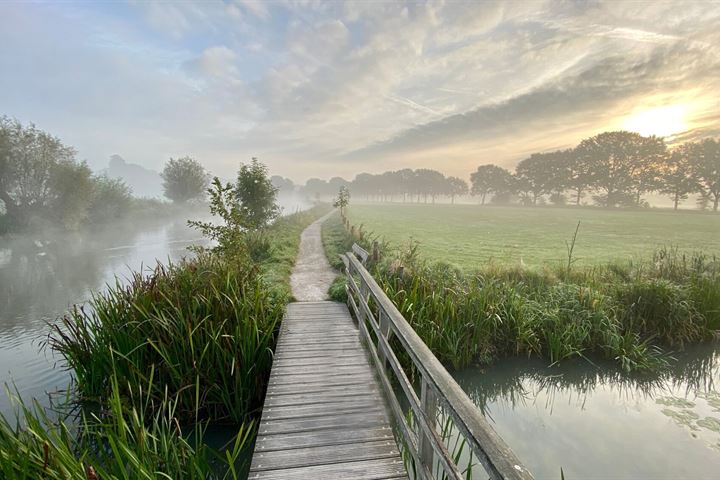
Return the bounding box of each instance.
[264,390,384,408]
[266,381,380,397]
[256,426,394,452]
[262,400,384,421]
[251,440,401,472]
[249,458,406,480]
[259,411,389,435]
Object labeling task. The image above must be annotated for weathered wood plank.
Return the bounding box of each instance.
[265,390,382,407]
[249,458,406,480]
[251,440,401,472]
[255,426,394,452]
[261,400,384,421]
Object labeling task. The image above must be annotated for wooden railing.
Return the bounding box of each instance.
[343,244,533,480]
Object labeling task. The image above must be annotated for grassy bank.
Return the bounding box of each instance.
[325,211,720,372]
[346,204,720,269]
[1,204,331,478]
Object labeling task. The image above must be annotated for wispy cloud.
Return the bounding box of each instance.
[0,0,718,181]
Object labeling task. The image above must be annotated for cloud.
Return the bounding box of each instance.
[1,1,719,183]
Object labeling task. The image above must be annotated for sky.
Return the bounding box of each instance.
[1,0,719,182]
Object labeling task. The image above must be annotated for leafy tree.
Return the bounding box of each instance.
[515,153,556,205]
[690,138,720,212]
[304,178,330,200]
[577,131,663,207]
[333,185,350,214]
[88,175,133,223]
[50,160,94,229]
[659,144,699,210]
[414,169,446,203]
[160,156,208,204]
[270,175,294,193]
[470,164,513,205]
[235,157,280,229]
[563,148,591,205]
[189,178,249,259]
[629,136,667,205]
[446,176,468,204]
[0,117,76,227]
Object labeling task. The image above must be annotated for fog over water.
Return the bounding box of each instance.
[0,195,311,418]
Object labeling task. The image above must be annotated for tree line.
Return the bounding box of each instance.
[0,117,211,233]
[299,131,720,212]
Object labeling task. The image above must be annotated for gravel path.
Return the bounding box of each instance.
[290,211,338,301]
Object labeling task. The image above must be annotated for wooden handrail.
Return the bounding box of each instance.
[344,244,533,480]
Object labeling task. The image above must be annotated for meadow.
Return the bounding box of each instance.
[345,204,720,269]
[326,206,720,373]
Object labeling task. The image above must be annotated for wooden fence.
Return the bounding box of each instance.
[343,243,533,480]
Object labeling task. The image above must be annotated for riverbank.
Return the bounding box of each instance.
[0,204,332,478]
[323,210,720,371]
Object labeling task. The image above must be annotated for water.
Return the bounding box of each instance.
[454,346,720,479]
[0,214,211,418]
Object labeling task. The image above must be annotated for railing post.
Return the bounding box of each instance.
[419,378,438,474]
[372,240,380,263]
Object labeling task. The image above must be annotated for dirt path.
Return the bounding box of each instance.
[290,211,338,301]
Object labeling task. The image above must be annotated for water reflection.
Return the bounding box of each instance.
[454,345,720,478]
[0,215,209,418]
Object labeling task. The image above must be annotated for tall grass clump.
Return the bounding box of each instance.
[328,211,719,372]
[50,252,283,423]
[0,375,251,479]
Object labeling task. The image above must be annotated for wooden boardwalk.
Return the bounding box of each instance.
[249,301,407,480]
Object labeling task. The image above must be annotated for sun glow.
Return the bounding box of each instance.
[622,104,690,138]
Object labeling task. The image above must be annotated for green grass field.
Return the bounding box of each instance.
[346,204,720,269]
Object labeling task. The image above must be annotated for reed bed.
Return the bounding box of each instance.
[325,211,719,372]
[50,253,282,423]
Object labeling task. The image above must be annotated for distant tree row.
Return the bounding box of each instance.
[298,131,719,212]
[472,131,720,211]
[302,169,469,204]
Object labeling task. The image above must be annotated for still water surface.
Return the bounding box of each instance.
[454,346,720,479]
[0,214,210,417]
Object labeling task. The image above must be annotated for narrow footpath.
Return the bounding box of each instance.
[248,211,406,480]
[289,211,338,301]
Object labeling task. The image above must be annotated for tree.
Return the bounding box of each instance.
[659,143,699,210]
[515,153,556,205]
[271,175,295,193]
[160,156,208,204]
[0,116,76,227]
[304,178,329,200]
[446,176,468,204]
[88,175,133,223]
[49,160,94,229]
[235,157,281,229]
[470,164,513,205]
[333,185,350,214]
[563,148,591,205]
[690,138,720,212]
[577,131,663,207]
[414,169,446,203]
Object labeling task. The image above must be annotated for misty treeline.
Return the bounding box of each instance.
[0,117,210,233]
[299,131,720,212]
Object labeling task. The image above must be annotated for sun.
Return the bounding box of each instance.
[621,104,689,138]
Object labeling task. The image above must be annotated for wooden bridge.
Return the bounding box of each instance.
[250,243,533,480]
